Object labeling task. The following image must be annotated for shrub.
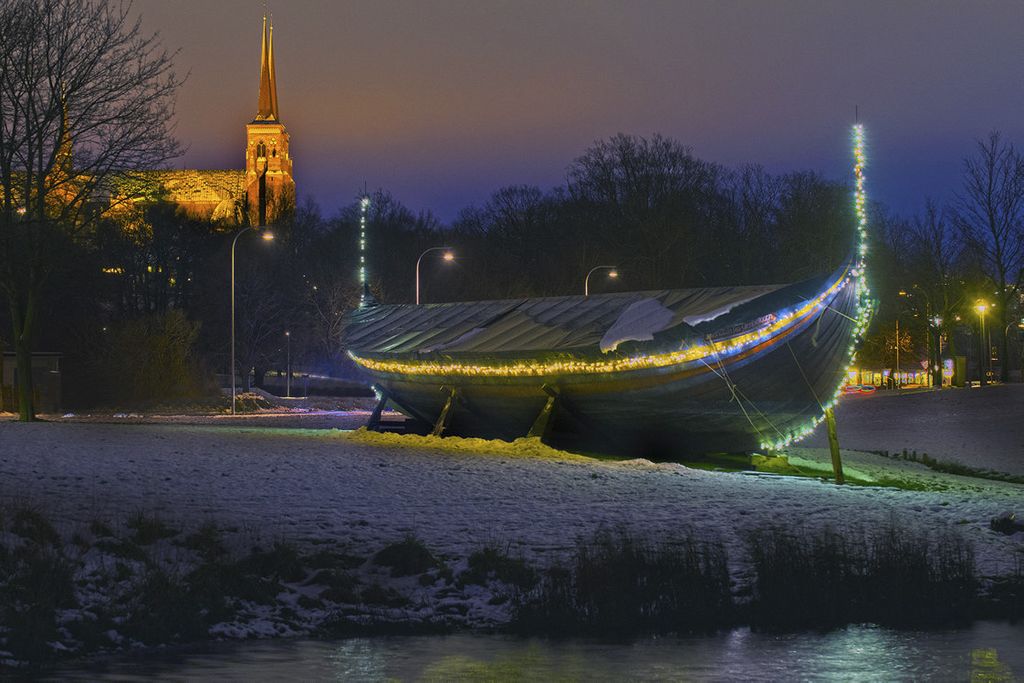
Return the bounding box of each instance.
[306,547,365,571]
[94,537,149,563]
[71,309,213,406]
[360,583,410,607]
[867,526,975,626]
[89,519,114,537]
[182,522,227,561]
[460,544,536,589]
[126,511,179,545]
[0,544,76,662]
[123,568,205,645]
[236,542,306,583]
[306,567,360,603]
[513,527,732,636]
[745,524,977,630]
[987,554,1024,619]
[10,507,60,547]
[373,536,438,577]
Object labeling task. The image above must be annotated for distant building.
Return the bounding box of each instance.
[103,15,296,227]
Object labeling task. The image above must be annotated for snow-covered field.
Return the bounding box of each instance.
[1,408,1022,662]
[1,419,1021,580]
[806,385,1024,476]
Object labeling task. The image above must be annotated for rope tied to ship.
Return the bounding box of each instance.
[702,336,787,445]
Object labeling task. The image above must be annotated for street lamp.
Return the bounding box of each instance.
[285,331,291,398]
[905,284,941,388]
[415,247,455,305]
[975,300,989,386]
[585,266,618,296]
[231,226,274,415]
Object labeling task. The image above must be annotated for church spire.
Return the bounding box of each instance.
[55,91,73,174]
[255,15,278,121]
[268,18,279,121]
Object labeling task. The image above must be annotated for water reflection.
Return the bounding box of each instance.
[52,622,1022,681]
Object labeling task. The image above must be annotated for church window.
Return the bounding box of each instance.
[256,141,267,157]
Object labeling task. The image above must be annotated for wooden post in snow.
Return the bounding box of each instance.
[825,407,844,484]
[431,386,458,437]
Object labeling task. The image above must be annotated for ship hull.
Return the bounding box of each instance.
[355,277,859,457]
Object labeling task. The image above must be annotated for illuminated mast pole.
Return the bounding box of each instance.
[760,122,874,451]
[358,193,376,308]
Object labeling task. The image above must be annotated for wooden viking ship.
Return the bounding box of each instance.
[343,126,872,456]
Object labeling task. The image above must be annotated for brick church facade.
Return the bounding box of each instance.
[122,16,295,227]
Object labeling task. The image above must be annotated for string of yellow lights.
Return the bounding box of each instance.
[350,268,852,380]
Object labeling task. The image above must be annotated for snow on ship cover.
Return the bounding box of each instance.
[343,261,854,375]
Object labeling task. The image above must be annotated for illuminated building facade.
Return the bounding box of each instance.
[111,15,295,227]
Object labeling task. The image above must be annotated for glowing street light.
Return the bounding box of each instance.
[415,247,455,305]
[585,265,619,296]
[975,299,989,386]
[231,226,274,414]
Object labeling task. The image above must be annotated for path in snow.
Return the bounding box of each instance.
[0,421,1020,580]
[805,385,1024,476]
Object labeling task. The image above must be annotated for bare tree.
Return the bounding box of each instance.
[234,261,286,391]
[905,200,965,383]
[0,0,182,419]
[566,133,719,289]
[951,132,1024,382]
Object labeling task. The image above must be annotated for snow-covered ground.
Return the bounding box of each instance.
[806,385,1024,476]
[1,411,1022,662]
[0,419,1020,582]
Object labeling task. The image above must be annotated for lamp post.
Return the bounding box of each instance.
[932,315,944,387]
[285,331,291,398]
[584,266,618,296]
[895,317,900,389]
[975,300,989,386]
[231,226,274,415]
[895,290,907,388]
[904,284,941,388]
[415,247,455,305]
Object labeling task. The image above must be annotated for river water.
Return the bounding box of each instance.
[52,621,1022,681]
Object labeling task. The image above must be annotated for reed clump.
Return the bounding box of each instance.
[513,527,732,636]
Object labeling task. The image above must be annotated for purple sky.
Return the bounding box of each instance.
[136,0,1024,222]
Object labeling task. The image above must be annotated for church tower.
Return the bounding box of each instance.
[245,15,295,226]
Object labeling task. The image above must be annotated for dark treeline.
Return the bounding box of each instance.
[4,130,1023,407]
[440,134,852,299]
[863,132,1024,384]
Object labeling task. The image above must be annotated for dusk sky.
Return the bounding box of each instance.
[136,0,1024,222]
